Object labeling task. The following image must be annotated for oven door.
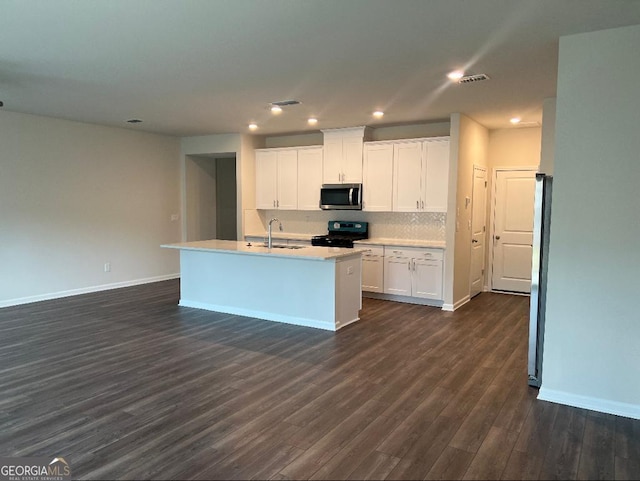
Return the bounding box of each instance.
[320,184,362,210]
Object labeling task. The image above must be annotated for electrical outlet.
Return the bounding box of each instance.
[347,266,354,275]
[104,262,111,273]
[170,214,179,221]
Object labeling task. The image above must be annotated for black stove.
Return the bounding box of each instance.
[311,221,368,248]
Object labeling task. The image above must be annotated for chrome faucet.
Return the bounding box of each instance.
[267,218,283,248]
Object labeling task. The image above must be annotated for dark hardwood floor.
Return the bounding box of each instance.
[1,279,638,480]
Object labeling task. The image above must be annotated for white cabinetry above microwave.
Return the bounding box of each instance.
[322,127,369,184]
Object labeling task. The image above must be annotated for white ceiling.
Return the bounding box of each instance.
[2,0,640,137]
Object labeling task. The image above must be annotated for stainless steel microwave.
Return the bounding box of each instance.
[320,183,363,210]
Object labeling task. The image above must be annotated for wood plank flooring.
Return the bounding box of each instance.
[0,279,638,480]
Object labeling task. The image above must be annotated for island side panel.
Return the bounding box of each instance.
[178,249,338,330]
[334,255,363,329]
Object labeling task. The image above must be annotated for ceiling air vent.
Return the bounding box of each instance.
[271,99,301,107]
[458,74,490,84]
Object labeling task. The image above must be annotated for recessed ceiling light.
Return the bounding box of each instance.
[510,117,521,125]
[307,117,318,126]
[248,123,258,131]
[372,110,384,119]
[270,105,283,114]
[447,70,464,81]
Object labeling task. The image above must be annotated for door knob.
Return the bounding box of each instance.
[472,239,478,243]
[495,235,501,240]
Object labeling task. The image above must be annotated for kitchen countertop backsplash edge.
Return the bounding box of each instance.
[244,232,445,249]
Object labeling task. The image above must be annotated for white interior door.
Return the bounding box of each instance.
[470,166,487,298]
[491,169,536,293]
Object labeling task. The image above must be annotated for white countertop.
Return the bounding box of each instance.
[355,237,446,249]
[162,240,366,261]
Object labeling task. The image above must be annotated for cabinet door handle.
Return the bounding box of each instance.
[273,200,276,207]
[421,200,424,209]
[277,199,279,208]
[407,261,410,270]
[416,200,419,209]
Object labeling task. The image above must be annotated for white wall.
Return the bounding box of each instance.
[0,111,181,306]
[539,97,556,174]
[488,127,541,169]
[184,155,218,241]
[540,24,640,419]
[447,114,488,309]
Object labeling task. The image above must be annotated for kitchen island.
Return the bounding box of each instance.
[162,240,365,331]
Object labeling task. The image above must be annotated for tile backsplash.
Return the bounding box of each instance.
[252,210,446,241]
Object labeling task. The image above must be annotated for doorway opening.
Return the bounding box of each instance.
[185,153,237,242]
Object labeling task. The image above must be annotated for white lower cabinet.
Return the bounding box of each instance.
[383,254,412,296]
[412,258,444,299]
[361,246,384,293]
[383,247,444,300]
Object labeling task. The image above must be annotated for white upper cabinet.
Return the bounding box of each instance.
[256,133,448,214]
[393,141,423,212]
[363,142,394,211]
[391,137,450,213]
[322,127,367,184]
[276,149,298,210]
[297,146,323,210]
[255,148,298,210]
[255,150,278,209]
[342,135,365,183]
[423,139,450,212]
[322,137,343,184]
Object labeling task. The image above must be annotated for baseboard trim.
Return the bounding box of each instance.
[538,387,640,420]
[0,274,180,308]
[442,295,471,312]
[179,299,338,332]
[363,292,443,309]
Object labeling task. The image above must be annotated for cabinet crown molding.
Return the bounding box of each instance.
[321,126,371,139]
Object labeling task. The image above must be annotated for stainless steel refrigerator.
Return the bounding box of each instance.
[528,173,553,387]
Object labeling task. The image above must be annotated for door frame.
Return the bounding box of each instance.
[487,166,538,293]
